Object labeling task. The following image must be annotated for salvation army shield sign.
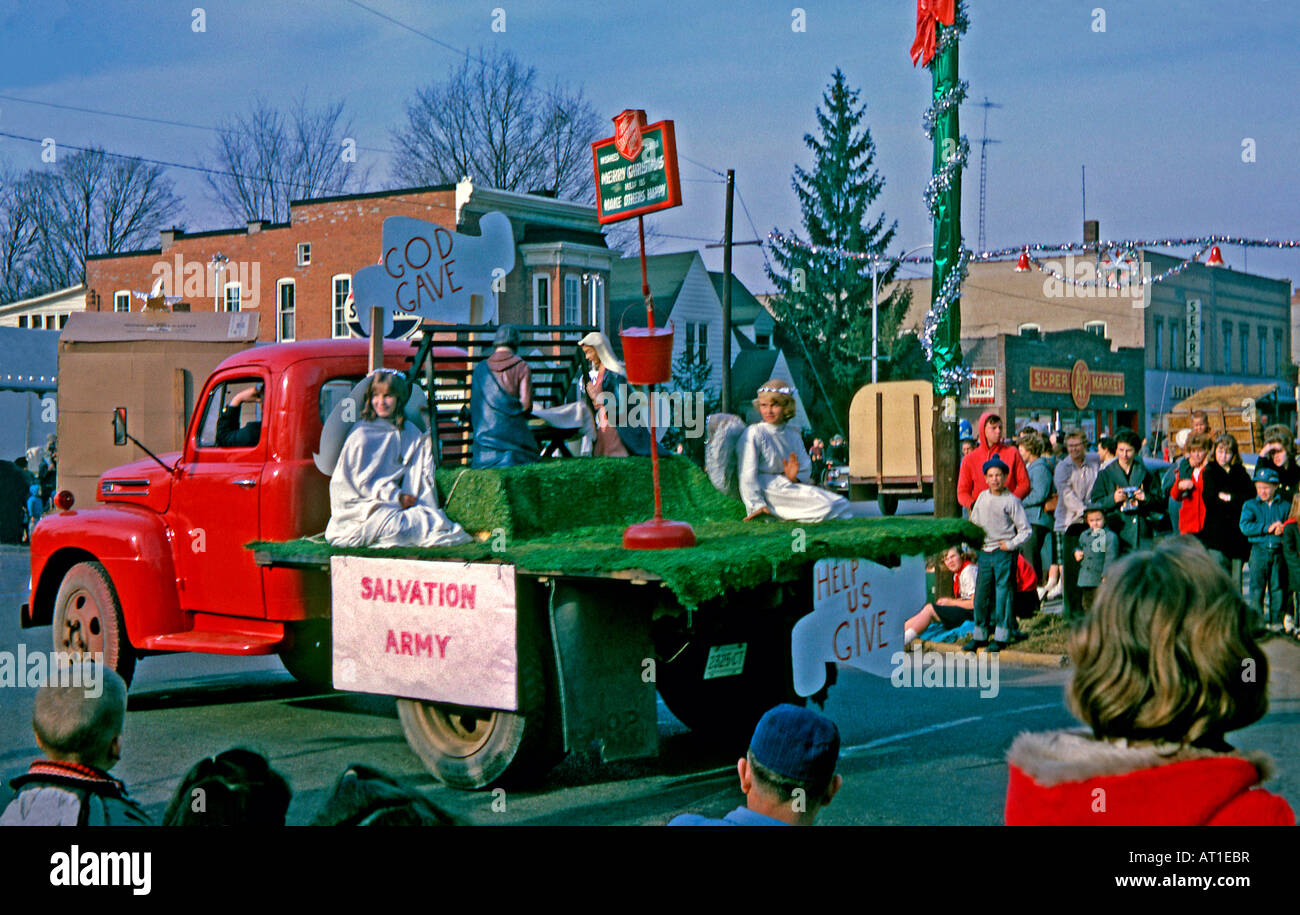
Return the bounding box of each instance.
[614,109,646,161]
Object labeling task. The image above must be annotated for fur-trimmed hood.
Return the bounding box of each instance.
[1004,730,1294,826]
[1007,730,1274,786]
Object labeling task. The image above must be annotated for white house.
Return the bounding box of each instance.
[0,284,87,329]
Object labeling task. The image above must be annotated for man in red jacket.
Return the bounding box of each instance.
[957,413,1030,509]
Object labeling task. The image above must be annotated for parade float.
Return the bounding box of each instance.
[24,97,980,789]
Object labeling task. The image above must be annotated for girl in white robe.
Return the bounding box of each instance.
[325,371,472,548]
[739,379,852,523]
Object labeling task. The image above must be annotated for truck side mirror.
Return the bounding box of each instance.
[113,407,128,446]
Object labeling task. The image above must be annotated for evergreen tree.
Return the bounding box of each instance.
[766,69,911,424]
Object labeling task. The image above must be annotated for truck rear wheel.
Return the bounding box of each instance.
[395,628,551,790]
[52,561,136,687]
[656,630,804,746]
[877,494,899,515]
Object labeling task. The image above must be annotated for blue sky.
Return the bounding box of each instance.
[2,0,1297,295]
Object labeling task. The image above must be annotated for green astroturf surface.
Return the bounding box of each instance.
[253,457,981,611]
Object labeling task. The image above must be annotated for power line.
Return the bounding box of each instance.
[0,130,455,218]
[342,0,481,64]
[734,185,773,273]
[679,154,727,178]
[0,92,396,155]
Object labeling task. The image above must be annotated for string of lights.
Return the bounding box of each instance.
[767,230,1299,294]
[769,231,1300,263]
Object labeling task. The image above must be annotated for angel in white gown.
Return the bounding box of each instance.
[325,370,472,548]
[738,379,852,523]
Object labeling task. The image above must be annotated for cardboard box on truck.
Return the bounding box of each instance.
[56,311,259,505]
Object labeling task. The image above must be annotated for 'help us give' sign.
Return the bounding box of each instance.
[791,555,924,696]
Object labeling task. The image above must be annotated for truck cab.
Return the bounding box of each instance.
[22,339,431,686]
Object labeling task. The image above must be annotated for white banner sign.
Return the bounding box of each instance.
[330,557,518,710]
[791,556,925,696]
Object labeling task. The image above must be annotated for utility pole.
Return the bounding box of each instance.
[721,169,735,414]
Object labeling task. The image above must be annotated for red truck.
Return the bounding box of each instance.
[20,337,814,787]
[23,335,964,788]
[22,339,424,687]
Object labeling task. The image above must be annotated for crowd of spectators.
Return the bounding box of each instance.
[954,409,1300,637]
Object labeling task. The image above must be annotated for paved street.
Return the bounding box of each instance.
[2,543,1297,825]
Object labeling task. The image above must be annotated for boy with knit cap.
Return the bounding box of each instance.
[668,704,842,826]
[966,455,1031,653]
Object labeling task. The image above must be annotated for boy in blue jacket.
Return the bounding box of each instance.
[1240,466,1289,632]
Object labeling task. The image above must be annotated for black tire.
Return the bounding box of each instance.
[279,620,333,690]
[52,561,136,687]
[656,628,804,745]
[878,493,899,515]
[396,622,551,790]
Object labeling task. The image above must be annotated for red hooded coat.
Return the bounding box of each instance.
[957,412,1030,508]
[1173,457,1207,535]
[1005,731,1294,826]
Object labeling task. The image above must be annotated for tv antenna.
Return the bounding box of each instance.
[972,96,1002,254]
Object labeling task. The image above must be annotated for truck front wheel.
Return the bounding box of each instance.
[395,631,551,790]
[279,620,333,691]
[52,561,136,687]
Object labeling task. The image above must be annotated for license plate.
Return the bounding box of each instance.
[702,643,747,680]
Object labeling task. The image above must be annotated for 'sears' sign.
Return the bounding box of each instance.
[352,212,515,336]
[791,556,924,696]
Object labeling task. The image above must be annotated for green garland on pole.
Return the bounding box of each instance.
[914,1,969,395]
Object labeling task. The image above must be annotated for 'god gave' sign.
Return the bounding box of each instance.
[791,555,924,696]
[351,212,515,336]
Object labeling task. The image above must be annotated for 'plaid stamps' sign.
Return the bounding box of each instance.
[331,557,517,710]
[592,110,683,224]
[967,368,996,404]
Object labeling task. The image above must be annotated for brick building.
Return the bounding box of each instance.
[83,179,615,341]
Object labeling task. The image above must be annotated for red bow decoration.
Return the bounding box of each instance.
[910,0,956,67]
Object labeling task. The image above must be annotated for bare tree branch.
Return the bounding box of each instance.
[16,148,181,290]
[0,166,40,301]
[391,48,600,201]
[206,95,368,223]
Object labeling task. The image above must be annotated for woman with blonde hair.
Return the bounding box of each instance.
[738,379,850,522]
[1005,537,1292,825]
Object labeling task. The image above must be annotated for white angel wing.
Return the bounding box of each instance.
[705,413,746,497]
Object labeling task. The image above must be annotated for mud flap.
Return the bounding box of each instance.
[547,581,659,762]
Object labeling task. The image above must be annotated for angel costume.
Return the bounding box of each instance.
[325,419,471,548]
[738,421,852,522]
